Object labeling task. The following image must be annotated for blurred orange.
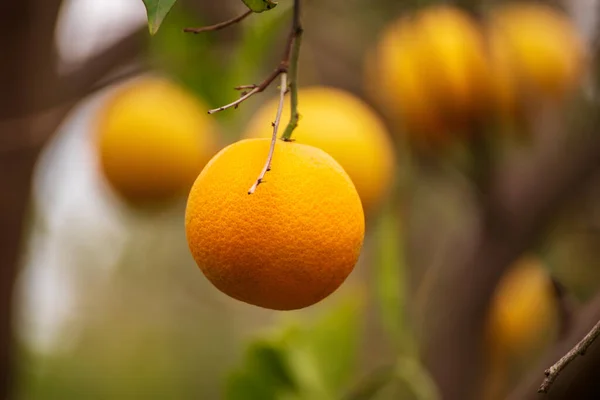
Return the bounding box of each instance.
[483,254,558,398]
[242,86,396,214]
[486,255,557,356]
[97,76,219,207]
[486,2,587,114]
[368,6,491,146]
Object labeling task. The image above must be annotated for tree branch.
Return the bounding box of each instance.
[421,111,600,400]
[539,319,600,393]
[509,293,600,399]
[208,0,303,115]
[280,0,303,141]
[207,67,284,114]
[183,10,253,33]
[247,0,303,192]
[55,27,146,108]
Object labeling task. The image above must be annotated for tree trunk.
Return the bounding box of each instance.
[0,1,62,398]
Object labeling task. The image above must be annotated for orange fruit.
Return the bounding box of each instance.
[185,138,365,310]
[370,16,444,141]
[483,255,557,399]
[242,86,395,213]
[97,77,218,206]
[485,255,557,359]
[413,6,491,121]
[487,2,587,110]
[369,6,491,144]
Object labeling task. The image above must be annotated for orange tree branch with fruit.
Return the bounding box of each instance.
[3,1,600,399]
[135,0,600,398]
[150,0,304,193]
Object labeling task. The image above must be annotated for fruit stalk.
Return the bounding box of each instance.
[248,72,288,194]
[206,0,303,116]
[280,26,303,141]
[248,0,303,192]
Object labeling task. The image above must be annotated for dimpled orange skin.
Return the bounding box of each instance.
[185,138,365,311]
[242,86,396,213]
[97,77,218,206]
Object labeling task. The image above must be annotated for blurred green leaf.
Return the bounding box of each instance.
[247,341,298,390]
[146,7,231,111]
[233,2,292,80]
[242,0,278,13]
[225,294,365,400]
[225,340,297,400]
[227,371,277,400]
[303,293,365,393]
[142,0,177,35]
[224,2,293,133]
[343,365,396,400]
[394,357,440,400]
[374,204,407,351]
[343,358,439,400]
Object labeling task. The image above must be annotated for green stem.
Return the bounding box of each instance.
[280,28,303,141]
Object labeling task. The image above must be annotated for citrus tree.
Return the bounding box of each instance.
[2,1,600,399]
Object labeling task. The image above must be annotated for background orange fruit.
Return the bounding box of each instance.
[242,86,395,214]
[485,255,557,369]
[369,6,491,144]
[487,2,587,110]
[185,138,365,310]
[97,76,219,206]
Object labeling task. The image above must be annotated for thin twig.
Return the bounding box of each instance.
[234,84,259,90]
[183,10,253,34]
[248,73,288,194]
[246,0,302,193]
[208,68,282,114]
[207,0,302,115]
[538,319,600,393]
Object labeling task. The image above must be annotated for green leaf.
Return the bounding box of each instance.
[142,0,178,35]
[225,340,298,400]
[226,371,276,400]
[242,0,278,13]
[225,293,364,400]
[303,293,365,393]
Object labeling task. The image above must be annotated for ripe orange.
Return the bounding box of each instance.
[370,17,443,141]
[242,86,395,213]
[185,138,365,310]
[485,255,557,359]
[487,2,586,110]
[97,77,219,206]
[413,6,491,121]
[369,6,491,144]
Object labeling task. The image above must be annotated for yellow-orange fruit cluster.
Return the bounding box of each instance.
[185,138,365,310]
[369,3,586,145]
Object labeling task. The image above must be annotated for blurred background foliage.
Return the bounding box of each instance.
[5,0,600,399]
